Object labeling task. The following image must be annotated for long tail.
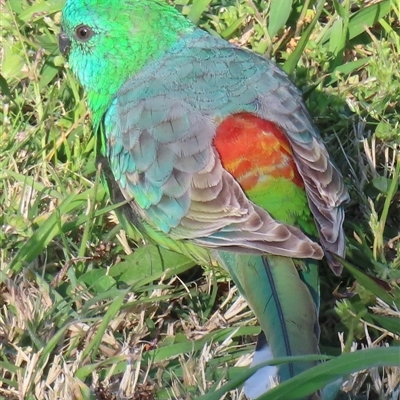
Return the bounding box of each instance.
[216,251,320,399]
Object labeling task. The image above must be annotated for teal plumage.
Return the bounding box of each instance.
[59,1,349,398]
[218,252,320,396]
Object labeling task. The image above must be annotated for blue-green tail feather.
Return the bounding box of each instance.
[216,251,320,399]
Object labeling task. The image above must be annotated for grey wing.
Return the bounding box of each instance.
[105,32,347,268]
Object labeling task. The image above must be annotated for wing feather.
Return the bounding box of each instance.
[104,30,348,270]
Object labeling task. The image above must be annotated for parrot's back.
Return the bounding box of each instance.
[104,29,347,263]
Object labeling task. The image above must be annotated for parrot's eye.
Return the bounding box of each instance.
[75,25,94,41]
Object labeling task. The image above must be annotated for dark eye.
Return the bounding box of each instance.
[75,25,94,41]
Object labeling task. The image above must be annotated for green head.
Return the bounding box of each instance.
[59,0,194,121]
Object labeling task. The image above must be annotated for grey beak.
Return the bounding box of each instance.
[58,29,71,56]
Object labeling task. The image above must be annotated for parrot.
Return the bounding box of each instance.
[58,0,349,398]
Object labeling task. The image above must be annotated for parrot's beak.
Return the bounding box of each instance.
[58,29,71,57]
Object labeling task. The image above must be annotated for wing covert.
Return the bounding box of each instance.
[103,29,348,269]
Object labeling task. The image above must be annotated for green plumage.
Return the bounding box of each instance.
[59,1,349,398]
[218,251,320,371]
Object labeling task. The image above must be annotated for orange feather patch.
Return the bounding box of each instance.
[213,112,304,191]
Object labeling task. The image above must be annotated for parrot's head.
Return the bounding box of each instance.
[59,0,194,117]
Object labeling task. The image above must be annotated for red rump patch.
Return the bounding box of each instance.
[213,112,304,190]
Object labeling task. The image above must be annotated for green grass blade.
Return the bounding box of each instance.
[8,187,105,273]
[334,254,397,307]
[283,0,325,75]
[200,347,400,400]
[259,347,400,400]
[268,0,293,38]
[81,289,127,362]
[188,0,212,25]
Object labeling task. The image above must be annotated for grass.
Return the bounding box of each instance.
[1,0,399,399]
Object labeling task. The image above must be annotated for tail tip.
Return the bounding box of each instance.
[243,339,278,399]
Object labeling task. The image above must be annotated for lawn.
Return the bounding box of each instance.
[1,0,399,399]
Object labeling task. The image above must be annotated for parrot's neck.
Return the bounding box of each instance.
[79,8,196,127]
